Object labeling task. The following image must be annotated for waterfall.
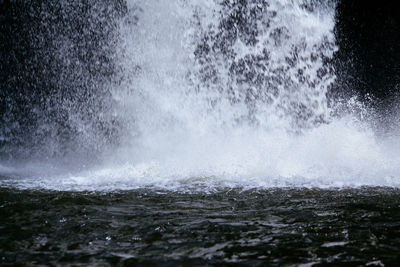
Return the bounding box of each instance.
[1,0,400,191]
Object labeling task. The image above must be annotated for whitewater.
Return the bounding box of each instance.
[1,0,400,191]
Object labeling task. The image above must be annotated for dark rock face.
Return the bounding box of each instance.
[0,0,126,160]
[334,0,400,115]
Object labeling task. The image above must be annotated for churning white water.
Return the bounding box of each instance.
[1,0,400,191]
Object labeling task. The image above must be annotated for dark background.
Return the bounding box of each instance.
[334,0,400,120]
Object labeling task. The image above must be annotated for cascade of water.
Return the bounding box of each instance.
[1,0,400,191]
[114,0,336,139]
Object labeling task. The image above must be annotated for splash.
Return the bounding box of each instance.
[1,0,400,191]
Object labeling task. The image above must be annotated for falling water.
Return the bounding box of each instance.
[1,0,400,191]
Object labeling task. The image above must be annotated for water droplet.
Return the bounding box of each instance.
[132,236,142,241]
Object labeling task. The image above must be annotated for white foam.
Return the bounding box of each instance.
[2,116,400,191]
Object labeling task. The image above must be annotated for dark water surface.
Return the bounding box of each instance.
[1,187,400,266]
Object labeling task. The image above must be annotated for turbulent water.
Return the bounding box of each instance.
[2,187,400,266]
